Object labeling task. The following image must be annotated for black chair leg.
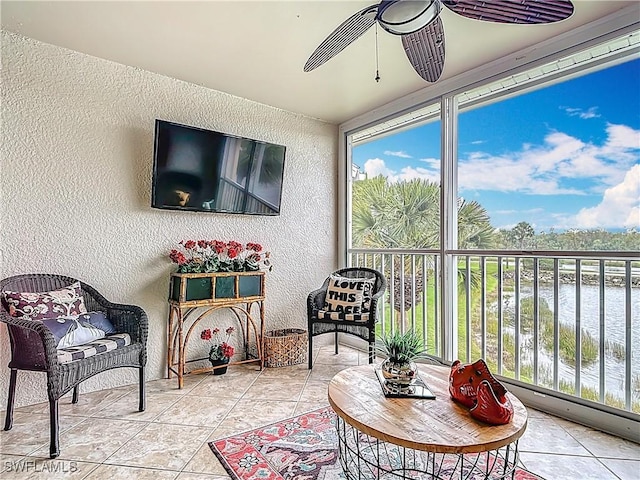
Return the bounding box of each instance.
[49,399,60,458]
[334,331,339,355]
[139,367,146,412]
[308,334,313,369]
[72,386,79,404]
[369,341,375,364]
[4,369,17,431]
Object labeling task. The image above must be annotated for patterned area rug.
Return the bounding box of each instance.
[209,406,543,480]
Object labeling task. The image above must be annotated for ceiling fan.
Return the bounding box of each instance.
[303,0,575,83]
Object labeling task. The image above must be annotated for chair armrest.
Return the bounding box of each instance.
[307,287,326,315]
[0,309,59,370]
[367,279,388,325]
[369,271,387,323]
[80,282,148,346]
[371,283,386,301]
[369,294,381,311]
[106,303,148,345]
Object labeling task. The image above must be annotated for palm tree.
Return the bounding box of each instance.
[352,177,439,249]
[457,199,496,249]
[352,177,495,320]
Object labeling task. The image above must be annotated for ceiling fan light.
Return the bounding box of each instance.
[377,0,442,35]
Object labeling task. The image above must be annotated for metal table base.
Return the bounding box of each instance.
[335,415,521,480]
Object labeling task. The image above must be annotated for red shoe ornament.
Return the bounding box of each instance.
[469,379,514,425]
[449,359,514,425]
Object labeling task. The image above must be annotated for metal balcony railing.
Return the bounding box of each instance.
[349,248,639,415]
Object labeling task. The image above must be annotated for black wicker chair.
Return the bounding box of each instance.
[0,274,148,458]
[307,267,387,369]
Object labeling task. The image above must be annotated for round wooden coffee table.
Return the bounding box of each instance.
[328,364,528,479]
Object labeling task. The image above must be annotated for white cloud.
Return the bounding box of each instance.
[363,159,439,184]
[604,123,640,150]
[384,150,412,158]
[419,157,440,167]
[471,140,486,145]
[563,106,601,119]
[494,208,545,215]
[396,166,440,183]
[572,165,640,229]
[458,124,639,195]
[458,148,584,195]
[363,158,396,178]
[362,124,639,231]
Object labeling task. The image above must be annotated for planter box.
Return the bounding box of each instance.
[169,271,265,305]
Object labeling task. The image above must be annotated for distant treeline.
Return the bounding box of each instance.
[497,222,639,251]
[352,178,638,252]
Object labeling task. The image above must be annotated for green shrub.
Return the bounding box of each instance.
[540,318,598,367]
[606,340,626,362]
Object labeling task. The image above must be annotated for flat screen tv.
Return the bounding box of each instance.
[151,120,286,215]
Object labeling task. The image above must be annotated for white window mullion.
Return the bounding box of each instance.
[441,95,459,362]
[339,127,350,268]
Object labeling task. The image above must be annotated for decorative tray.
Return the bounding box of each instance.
[375,368,436,399]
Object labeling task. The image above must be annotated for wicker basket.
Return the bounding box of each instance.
[264,328,308,368]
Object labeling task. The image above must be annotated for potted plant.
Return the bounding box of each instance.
[201,326,235,375]
[376,330,426,386]
[168,240,272,302]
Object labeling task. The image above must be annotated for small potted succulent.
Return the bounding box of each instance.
[376,330,426,386]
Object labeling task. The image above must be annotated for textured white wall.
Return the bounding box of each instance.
[0,31,338,407]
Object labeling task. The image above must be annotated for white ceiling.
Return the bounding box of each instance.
[1,1,637,124]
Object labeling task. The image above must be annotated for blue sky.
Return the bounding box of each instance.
[353,59,640,232]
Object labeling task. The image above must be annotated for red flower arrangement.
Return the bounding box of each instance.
[169,240,271,273]
[201,326,236,361]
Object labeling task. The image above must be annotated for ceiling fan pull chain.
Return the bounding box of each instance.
[375,23,381,83]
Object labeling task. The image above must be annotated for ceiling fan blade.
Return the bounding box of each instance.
[304,5,378,72]
[442,0,574,24]
[402,16,445,83]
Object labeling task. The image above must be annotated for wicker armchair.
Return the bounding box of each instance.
[307,267,387,369]
[0,274,148,458]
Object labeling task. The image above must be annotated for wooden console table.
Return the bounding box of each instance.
[328,364,528,479]
[166,272,265,388]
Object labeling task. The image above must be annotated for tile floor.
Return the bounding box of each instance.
[0,345,638,480]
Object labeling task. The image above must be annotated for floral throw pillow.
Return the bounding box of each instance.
[324,275,375,315]
[2,282,88,321]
